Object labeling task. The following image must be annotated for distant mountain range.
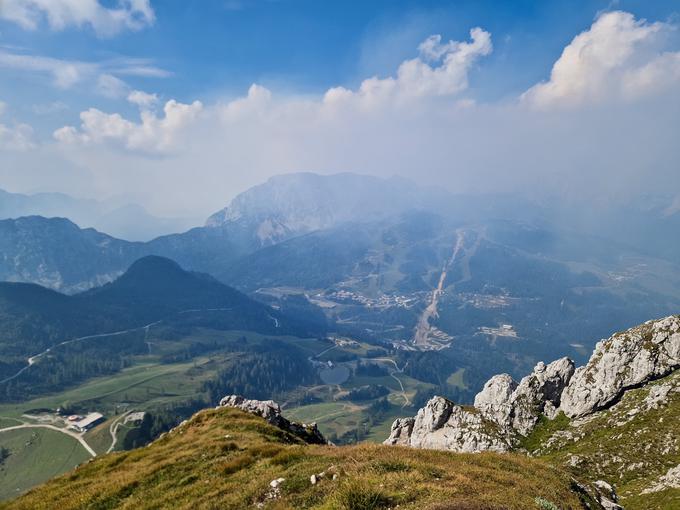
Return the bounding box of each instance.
[1,172,679,384]
[0,188,199,241]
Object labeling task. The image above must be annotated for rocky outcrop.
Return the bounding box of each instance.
[560,315,680,418]
[384,396,511,452]
[474,357,574,435]
[219,395,326,444]
[386,315,680,454]
[473,374,517,431]
[641,464,680,494]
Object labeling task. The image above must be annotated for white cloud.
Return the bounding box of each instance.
[97,73,129,98]
[8,15,677,217]
[0,51,90,88]
[54,99,203,152]
[323,28,492,107]
[522,11,680,108]
[0,49,169,96]
[0,102,34,150]
[1,0,155,37]
[127,90,158,109]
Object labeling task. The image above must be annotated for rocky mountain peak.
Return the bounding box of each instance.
[386,315,679,453]
[560,315,680,418]
[204,172,439,246]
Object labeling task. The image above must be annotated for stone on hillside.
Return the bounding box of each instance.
[560,315,680,418]
[641,464,680,494]
[474,358,574,436]
[509,357,575,435]
[219,395,327,444]
[384,396,510,453]
[473,374,517,430]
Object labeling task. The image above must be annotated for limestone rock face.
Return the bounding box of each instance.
[474,358,574,436]
[560,315,680,418]
[385,315,680,455]
[385,418,415,446]
[509,357,575,435]
[384,396,510,453]
[219,395,326,444]
[473,374,517,430]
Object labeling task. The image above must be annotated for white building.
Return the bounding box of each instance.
[70,412,104,432]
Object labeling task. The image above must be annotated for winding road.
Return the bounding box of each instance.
[106,411,132,454]
[0,422,97,457]
[0,320,163,385]
[0,307,234,385]
[371,358,410,407]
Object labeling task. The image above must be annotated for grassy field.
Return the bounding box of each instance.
[0,428,91,501]
[5,406,603,510]
[446,368,468,390]
[0,359,211,420]
[83,419,116,455]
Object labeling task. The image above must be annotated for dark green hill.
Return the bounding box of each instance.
[0,256,324,395]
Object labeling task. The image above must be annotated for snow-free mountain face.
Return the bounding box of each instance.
[0,188,198,241]
[205,172,449,246]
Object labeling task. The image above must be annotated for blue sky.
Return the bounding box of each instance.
[4,0,679,121]
[0,0,679,217]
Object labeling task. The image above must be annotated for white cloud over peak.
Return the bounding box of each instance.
[1,0,155,37]
[54,99,203,153]
[522,11,680,108]
[324,28,492,107]
[5,14,678,216]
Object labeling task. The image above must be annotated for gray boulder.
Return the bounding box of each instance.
[219,394,327,444]
[560,315,680,418]
[384,396,510,453]
[473,374,517,430]
[474,357,574,436]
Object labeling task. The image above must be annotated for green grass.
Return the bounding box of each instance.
[83,419,115,455]
[0,418,22,429]
[286,402,365,439]
[0,428,91,501]
[446,368,468,390]
[5,407,601,510]
[532,371,680,510]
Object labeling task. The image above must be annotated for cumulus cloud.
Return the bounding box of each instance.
[1,0,155,37]
[522,11,680,108]
[127,90,159,109]
[6,13,679,217]
[54,99,203,153]
[323,28,491,107]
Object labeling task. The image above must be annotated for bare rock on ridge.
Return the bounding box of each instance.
[560,315,680,418]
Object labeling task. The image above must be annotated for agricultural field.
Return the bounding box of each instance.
[0,428,90,500]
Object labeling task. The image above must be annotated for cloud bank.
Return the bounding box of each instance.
[1,11,679,217]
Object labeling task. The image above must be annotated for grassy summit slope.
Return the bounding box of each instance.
[525,370,680,510]
[5,407,598,510]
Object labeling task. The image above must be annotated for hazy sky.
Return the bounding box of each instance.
[0,0,679,218]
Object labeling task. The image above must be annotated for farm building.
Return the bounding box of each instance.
[70,412,104,432]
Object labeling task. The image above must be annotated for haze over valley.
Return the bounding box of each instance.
[0,1,679,509]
